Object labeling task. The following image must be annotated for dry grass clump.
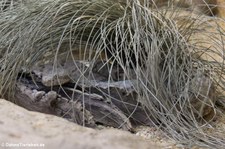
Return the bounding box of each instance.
[0,0,224,148]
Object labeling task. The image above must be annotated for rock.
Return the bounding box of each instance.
[0,99,167,149]
[216,0,225,18]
